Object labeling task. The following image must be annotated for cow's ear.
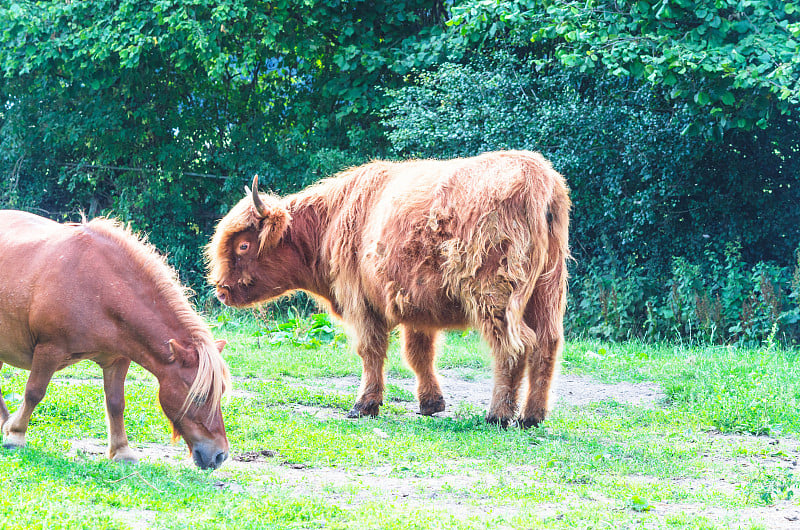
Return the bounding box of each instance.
[256,204,291,252]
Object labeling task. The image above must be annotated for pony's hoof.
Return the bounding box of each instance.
[2,432,26,449]
[110,447,139,464]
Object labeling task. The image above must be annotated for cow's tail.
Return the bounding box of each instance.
[504,163,571,357]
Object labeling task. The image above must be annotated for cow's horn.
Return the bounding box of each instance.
[249,175,269,218]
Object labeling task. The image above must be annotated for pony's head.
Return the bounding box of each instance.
[159,337,231,470]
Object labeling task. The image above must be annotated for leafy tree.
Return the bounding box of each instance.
[449,0,800,136]
[0,0,446,288]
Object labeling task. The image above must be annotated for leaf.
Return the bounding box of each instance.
[694,91,710,105]
[629,495,653,512]
[721,91,735,106]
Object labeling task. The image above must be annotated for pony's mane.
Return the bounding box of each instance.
[83,217,230,418]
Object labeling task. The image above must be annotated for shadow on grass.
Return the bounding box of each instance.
[0,445,216,502]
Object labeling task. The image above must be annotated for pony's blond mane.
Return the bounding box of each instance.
[83,217,230,419]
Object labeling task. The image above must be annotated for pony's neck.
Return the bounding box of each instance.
[118,302,199,377]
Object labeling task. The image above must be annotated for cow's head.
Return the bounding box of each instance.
[206,175,295,307]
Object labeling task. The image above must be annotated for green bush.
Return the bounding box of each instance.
[572,244,800,344]
[382,52,800,344]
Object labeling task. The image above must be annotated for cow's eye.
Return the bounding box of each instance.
[239,242,250,252]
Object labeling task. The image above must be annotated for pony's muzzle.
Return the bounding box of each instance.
[192,442,228,470]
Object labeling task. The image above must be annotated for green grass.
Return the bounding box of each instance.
[564,340,800,435]
[1,314,800,528]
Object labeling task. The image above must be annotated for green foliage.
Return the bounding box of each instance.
[628,494,654,513]
[743,468,798,505]
[262,313,347,350]
[0,0,447,288]
[572,244,800,344]
[449,0,800,136]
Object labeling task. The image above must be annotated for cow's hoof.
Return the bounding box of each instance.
[419,396,446,416]
[484,414,512,429]
[346,400,381,418]
[518,416,543,429]
[520,407,546,429]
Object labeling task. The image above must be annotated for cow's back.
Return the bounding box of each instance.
[315,151,566,328]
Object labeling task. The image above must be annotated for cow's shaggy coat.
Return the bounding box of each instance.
[208,151,570,426]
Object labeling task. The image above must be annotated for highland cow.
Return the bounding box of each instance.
[208,151,570,427]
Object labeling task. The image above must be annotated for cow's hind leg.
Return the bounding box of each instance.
[481,312,530,427]
[519,289,565,429]
[347,321,389,418]
[99,357,138,463]
[485,346,526,428]
[401,327,445,416]
[519,335,561,428]
[0,362,9,427]
[2,347,58,449]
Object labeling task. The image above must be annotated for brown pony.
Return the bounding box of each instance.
[0,211,231,469]
[208,151,570,427]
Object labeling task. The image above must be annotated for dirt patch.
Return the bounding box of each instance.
[281,370,665,418]
[110,508,158,530]
[554,375,663,408]
[69,438,191,467]
[232,449,278,462]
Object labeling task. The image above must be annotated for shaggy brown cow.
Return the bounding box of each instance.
[0,211,231,469]
[208,150,570,427]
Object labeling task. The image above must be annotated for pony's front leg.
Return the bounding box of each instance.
[347,322,389,418]
[0,362,9,427]
[2,349,57,448]
[100,357,138,463]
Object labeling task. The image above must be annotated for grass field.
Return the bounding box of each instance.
[1,312,799,529]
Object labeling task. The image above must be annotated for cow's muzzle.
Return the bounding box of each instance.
[215,287,230,305]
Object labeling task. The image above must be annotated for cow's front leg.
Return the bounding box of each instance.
[99,357,138,463]
[347,324,389,418]
[2,348,58,448]
[401,327,445,416]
